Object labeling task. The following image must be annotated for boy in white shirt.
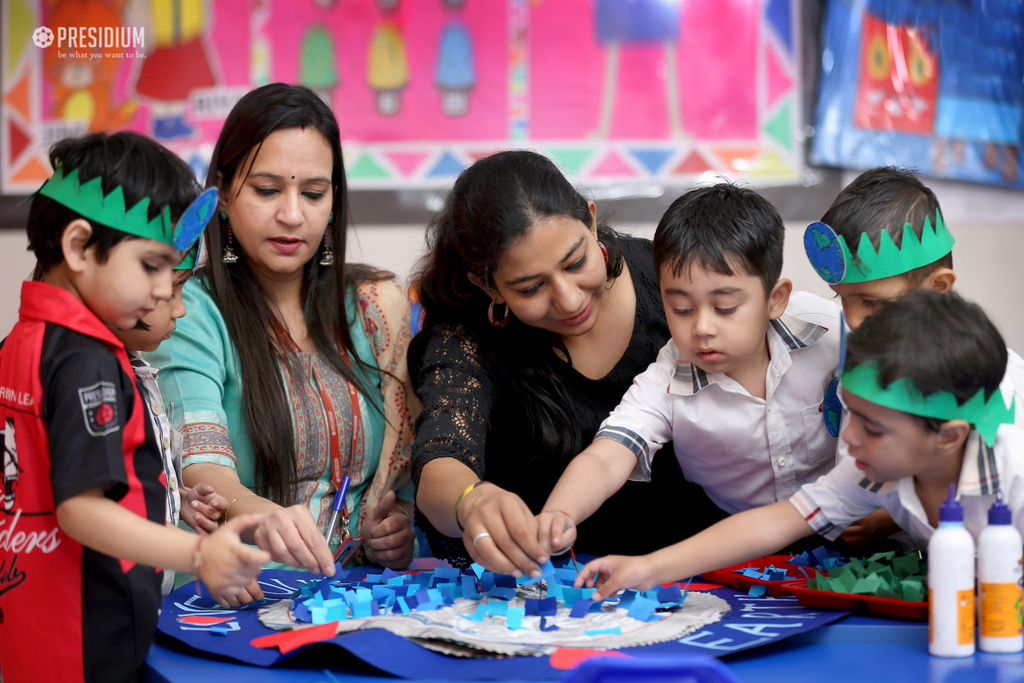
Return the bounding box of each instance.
[804,166,1024,546]
[568,290,1018,599]
[537,183,841,548]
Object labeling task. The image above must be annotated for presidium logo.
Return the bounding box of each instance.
[32,24,145,55]
[32,26,53,48]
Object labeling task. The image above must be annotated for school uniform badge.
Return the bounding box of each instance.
[78,382,119,437]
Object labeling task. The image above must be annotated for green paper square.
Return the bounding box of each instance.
[892,553,920,577]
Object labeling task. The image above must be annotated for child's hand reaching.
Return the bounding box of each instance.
[536,510,576,557]
[180,484,227,533]
[197,514,270,608]
[573,554,660,601]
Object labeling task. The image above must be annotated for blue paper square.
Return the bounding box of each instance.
[506,607,525,629]
[569,599,592,618]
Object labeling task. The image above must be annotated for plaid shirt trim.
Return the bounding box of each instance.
[596,425,651,480]
[958,430,1001,496]
[770,313,828,350]
[790,489,842,541]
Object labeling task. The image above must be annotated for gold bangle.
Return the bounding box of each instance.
[223,492,256,522]
[453,481,484,532]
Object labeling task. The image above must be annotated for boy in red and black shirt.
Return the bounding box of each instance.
[0,132,269,683]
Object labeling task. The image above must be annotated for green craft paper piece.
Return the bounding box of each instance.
[866,551,896,563]
[864,562,886,575]
[877,588,901,600]
[892,553,920,577]
[833,568,857,593]
[843,362,1015,447]
[851,575,882,594]
[900,579,925,603]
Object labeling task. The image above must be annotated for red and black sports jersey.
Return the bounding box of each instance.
[0,281,166,683]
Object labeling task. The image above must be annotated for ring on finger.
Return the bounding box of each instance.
[471,531,492,547]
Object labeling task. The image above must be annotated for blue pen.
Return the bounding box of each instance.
[325,475,351,544]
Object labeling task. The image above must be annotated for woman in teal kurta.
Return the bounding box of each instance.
[152,84,417,577]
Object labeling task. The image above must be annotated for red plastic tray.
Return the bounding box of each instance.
[702,555,827,596]
[783,578,928,620]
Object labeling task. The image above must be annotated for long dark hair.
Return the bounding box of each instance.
[411,150,625,459]
[202,83,385,506]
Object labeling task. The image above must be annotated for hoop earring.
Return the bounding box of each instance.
[319,229,335,267]
[598,241,608,264]
[221,213,238,264]
[487,300,509,328]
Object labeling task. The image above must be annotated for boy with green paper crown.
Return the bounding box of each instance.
[0,132,269,683]
[803,167,1024,546]
[569,290,1021,600]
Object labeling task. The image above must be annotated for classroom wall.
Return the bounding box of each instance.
[2,190,1021,353]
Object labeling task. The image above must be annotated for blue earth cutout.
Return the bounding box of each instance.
[174,187,218,251]
[823,376,842,437]
[804,222,846,284]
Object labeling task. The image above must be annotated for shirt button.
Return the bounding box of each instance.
[778,458,787,467]
[162,436,170,450]
[151,402,163,415]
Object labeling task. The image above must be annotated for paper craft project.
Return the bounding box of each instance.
[807,551,927,602]
[258,563,729,657]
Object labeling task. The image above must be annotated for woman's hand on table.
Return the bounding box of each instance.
[362,490,416,569]
[536,510,576,558]
[253,504,337,576]
[459,483,547,579]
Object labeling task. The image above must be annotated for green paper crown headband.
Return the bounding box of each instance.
[841,362,1014,447]
[804,212,955,285]
[34,167,216,255]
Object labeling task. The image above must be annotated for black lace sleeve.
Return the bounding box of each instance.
[410,323,496,487]
[409,323,500,567]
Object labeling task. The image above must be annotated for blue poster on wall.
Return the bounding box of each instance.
[811,0,1024,188]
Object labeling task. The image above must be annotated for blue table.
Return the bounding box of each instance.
[146,614,1024,682]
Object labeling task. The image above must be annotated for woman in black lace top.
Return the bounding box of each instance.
[409,151,725,575]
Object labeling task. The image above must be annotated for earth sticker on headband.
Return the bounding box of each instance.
[173,187,218,252]
[804,222,846,284]
[804,213,955,285]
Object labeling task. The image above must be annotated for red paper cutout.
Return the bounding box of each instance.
[549,647,632,670]
[250,621,340,654]
[661,581,722,591]
[177,616,235,625]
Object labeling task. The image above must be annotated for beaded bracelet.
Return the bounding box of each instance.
[453,481,484,532]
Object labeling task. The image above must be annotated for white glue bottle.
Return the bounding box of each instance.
[928,483,976,657]
[978,491,1024,653]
